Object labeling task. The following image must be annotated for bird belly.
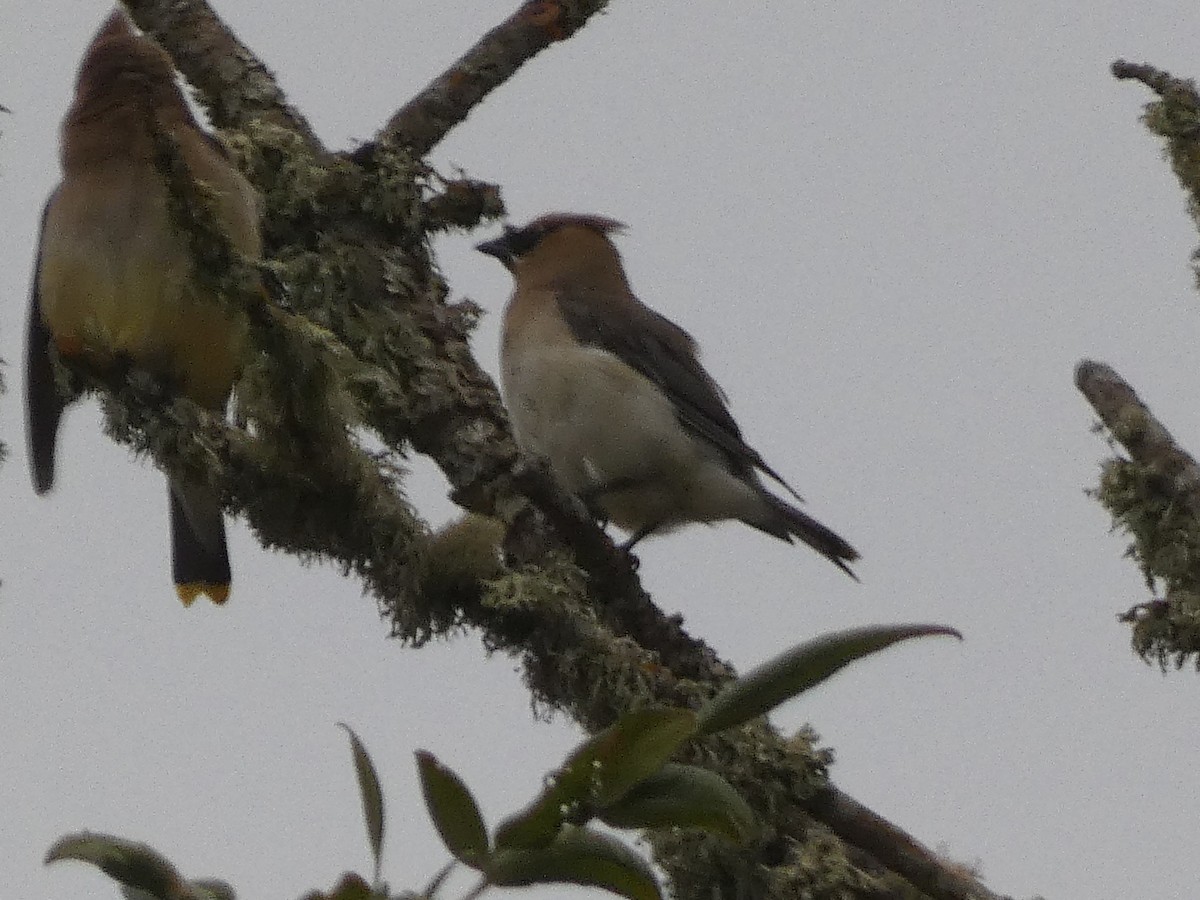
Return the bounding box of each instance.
[38,180,245,408]
[502,345,754,534]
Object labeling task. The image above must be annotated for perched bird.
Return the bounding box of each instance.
[25,8,261,605]
[476,213,859,576]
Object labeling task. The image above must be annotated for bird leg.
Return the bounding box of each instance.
[580,475,662,557]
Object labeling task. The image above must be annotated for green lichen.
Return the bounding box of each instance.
[1094,456,1200,668]
[1137,74,1200,295]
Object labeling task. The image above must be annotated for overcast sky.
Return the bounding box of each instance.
[2,3,1199,899]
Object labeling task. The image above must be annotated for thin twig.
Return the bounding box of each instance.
[374,0,610,156]
[1112,59,1199,100]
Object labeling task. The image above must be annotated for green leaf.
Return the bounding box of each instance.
[494,791,565,852]
[495,707,696,850]
[488,825,661,900]
[45,832,185,899]
[338,723,386,883]
[415,751,489,867]
[587,708,698,807]
[599,763,756,842]
[696,623,963,735]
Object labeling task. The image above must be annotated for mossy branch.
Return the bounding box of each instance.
[1074,59,1200,668]
[1113,59,1200,290]
[61,357,426,614]
[123,0,319,144]
[374,0,612,157]
[1075,360,1200,669]
[53,2,1017,898]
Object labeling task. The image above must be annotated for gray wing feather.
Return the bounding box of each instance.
[555,286,803,500]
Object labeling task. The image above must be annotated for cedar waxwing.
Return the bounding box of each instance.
[25,9,261,606]
[476,213,859,577]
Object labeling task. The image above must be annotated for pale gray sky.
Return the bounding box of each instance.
[2,3,1198,899]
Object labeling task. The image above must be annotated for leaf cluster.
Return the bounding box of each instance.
[46,624,958,900]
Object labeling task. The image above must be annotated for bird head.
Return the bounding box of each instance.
[475,213,626,274]
[70,9,186,123]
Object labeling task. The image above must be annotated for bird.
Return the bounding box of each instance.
[24,8,261,606]
[475,212,859,577]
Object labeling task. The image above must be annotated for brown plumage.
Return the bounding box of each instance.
[25,8,261,605]
[476,212,859,577]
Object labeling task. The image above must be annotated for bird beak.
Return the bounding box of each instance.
[475,236,512,264]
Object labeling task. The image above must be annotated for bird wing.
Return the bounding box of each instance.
[555,286,803,501]
[25,196,65,495]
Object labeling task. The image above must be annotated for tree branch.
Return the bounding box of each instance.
[372,0,611,157]
[1075,360,1200,668]
[806,785,1008,900]
[122,0,322,146]
[1080,58,1200,668]
[59,3,1018,898]
[1075,361,1200,507]
[66,360,427,609]
[1112,59,1200,289]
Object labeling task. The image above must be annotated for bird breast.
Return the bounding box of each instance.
[501,332,761,532]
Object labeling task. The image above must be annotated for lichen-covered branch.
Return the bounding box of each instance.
[1075,361,1200,507]
[1079,58,1200,668]
[69,361,427,609]
[805,786,1006,900]
[1112,60,1200,290]
[58,3,1015,898]
[418,524,1011,900]
[123,0,321,146]
[373,0,611,157]
[1075,360,1200,668]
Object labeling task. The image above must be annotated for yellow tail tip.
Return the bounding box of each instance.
[176,582,231,606]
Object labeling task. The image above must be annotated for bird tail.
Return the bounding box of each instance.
[169,480,232,605]
[26,270,65,495]
[752,492,860,580]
